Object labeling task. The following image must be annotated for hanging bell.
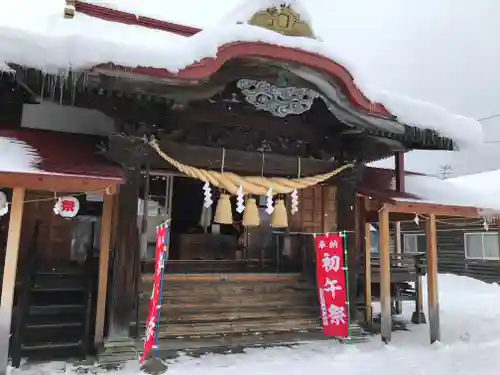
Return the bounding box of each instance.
[214,193,233,224]
[271,198,288,228]
[243,197,260,227]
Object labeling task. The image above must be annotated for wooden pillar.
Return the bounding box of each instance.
[336,181,359,319]
[425,213,440,343]
[0,188,25,375]
[378,206,392,343]
[395,152,405,193]
[394,221,403,314]
[363,222,373,324]
[94,193,115,347]
[497,215,500,258]
[108,176,140,339]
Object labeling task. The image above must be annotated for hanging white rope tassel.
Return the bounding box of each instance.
[265,188,274,215]
[291,189,299,215]
[236,185,245,214]
[203,181,213,208]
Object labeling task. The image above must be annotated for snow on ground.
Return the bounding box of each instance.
[0,137,41,173]
[10,274,500,375]
[0,0,485,147]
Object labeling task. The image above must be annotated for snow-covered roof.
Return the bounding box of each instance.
[401,174,500,212]
[0,136,41,173]
[0,129,124,181]
[448,169,500,196]
[361,166,500,214]
[0,0,487,148]
[369,118,500,177]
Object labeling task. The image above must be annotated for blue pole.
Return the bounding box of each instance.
[153,223,169,360]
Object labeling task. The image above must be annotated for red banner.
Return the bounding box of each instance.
[141,225,167,363]
[314,234,349,338]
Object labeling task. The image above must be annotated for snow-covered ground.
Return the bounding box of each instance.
[10,274,500,375]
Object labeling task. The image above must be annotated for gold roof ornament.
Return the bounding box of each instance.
[248,6,315,38]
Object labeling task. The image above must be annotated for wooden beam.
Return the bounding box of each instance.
[0,188,25,375]
[378,206,392,343]
[94,194,115,347]
[110,136,338,177]
[360,193,482,219]
[363,222,373,324]
[0,172,120,194]
[386,201,480,218]
[155,140,339,176]
[425,213,441,343]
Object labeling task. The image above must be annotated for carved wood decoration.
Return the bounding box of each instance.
[236,79,319,117]
[248,6,315,38]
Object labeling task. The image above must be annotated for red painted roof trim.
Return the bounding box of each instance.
[75,1,392,118]
[75,1,200,37]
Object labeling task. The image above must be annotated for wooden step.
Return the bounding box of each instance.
[139,306,320,325]
[156,317,322,338]
[140,286,315,298]
[145,290,316,305]
[29,304,86,315]
[23,313,86,326]
[21,340,82,352]
[26,322,83,329]
[23,324,84,344]
[31,287,85,293]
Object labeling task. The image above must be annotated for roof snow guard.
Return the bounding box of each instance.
[1,0,482,148]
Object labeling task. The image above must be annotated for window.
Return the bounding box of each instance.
[403,233,426,253]
[464,233,499,260]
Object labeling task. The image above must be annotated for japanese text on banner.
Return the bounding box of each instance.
[141,225,167,362]
[314,234,349,338]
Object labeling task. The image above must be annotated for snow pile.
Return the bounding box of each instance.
[398,174,500,211]
[449,170,500,196]
[0,0,485,147]
[10,274,500,375]
[0,61,14,73]
[0,137,41,173]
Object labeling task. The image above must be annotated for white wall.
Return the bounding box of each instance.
[21,102,115,136]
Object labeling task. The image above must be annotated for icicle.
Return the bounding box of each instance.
[71,71,77,105]
[413,214,419,226]
[50,75,56,101]
[40,72,45,103]
[59,74,65,105]
[82,72,89,92]
[265,188,274,215]
[236,185,245,214]
[0,191,8,217]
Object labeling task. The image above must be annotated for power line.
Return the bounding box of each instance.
[478,113,500,122]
